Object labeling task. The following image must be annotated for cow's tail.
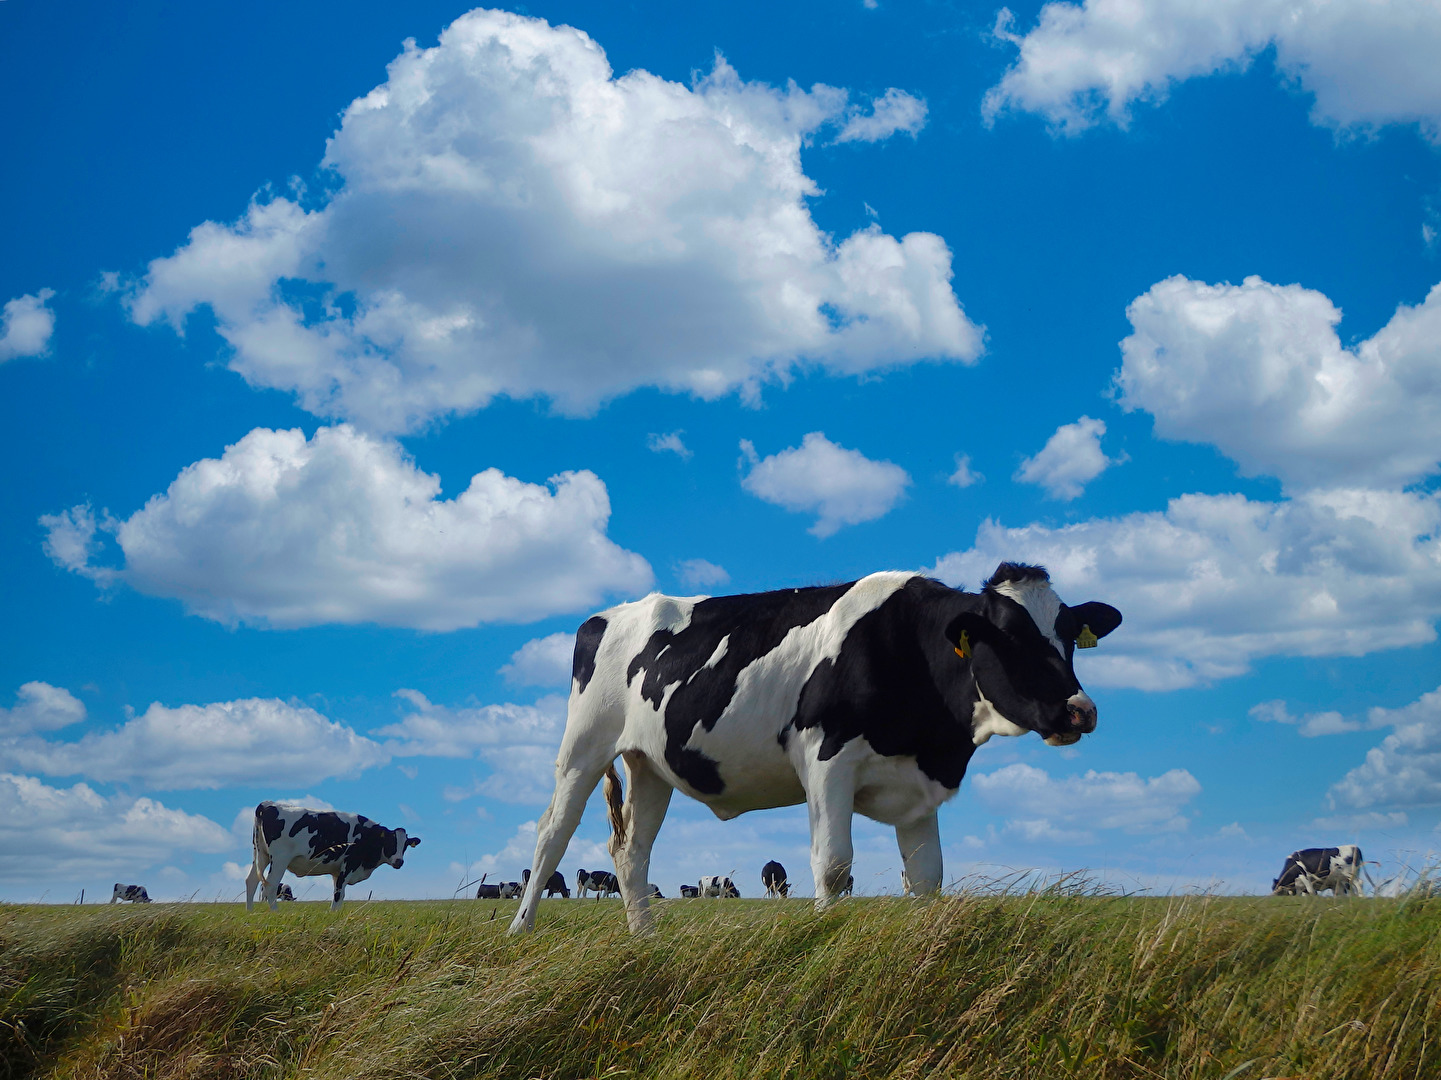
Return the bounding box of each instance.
[604,762,626,851]
[251,807,268,872]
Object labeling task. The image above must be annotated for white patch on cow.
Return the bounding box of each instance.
[853,744,957,827]
[971,685,1029,746]
[991,577,1066,656]
[698,635,729,674]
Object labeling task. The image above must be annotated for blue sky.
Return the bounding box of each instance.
[3,0,1440,902]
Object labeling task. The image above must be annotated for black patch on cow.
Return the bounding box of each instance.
[573,616,608,694]
[290,810,360,864]
[342,822,390,879]
[626,583,854,794]
[258,802,285,847]
[1272,847,1356,892]
[791,578,980,789]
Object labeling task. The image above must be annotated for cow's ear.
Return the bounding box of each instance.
[1064,602,1122,644]
[406,836,421,848]
[944,612,994,659]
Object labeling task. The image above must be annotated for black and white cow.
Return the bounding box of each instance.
[245,801,420,912]
[647,883,664,898]
[1271,846,1365,896]
[679,884,700,898]
[476,881,502,900]
[276,883,296,902]
[498,881,524,899]
[700,875,741,898]
[522,868,570,898]
[577,868,620,898]
[110,883,151,904]
[761,861,790,898]
[510,563,1121,934]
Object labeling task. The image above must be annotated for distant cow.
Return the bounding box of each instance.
[647,883,664,898]
[1272,846,1364,896]
[700,875,740,898]
[498,881,524,899]
[476,882,502,900]
[679,885,700,898]
[841,874,854,897]
[761,861,789,898]
[110,883,151,904]
[511,563,1121,934]
[245,801,420,912]
[276,883,296,902]
[522,868,570,898]
[577,868,619,898]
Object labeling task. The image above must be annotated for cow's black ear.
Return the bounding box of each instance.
[1065,602,1122,640]
[943,611,994,658]
[406,836,421,848]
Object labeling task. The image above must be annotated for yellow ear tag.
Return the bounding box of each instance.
[955,630,971,660]
[1076,624,1099,649]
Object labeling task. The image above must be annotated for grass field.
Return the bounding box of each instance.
[1,891,1438,1080]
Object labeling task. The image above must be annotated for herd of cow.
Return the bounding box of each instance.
[92,565,1389,920]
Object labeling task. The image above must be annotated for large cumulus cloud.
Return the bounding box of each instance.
[127,9,979,433]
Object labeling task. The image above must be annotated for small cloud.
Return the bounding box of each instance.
[1310,811,1408,832]
[500,632,576,687]
[397,764,418,780]
[740,432,910,538]
[1249,698,1382,738]
[1217,822,1248,839]
[0,289,57,363]
[0,682,87,736]
[948,454,983,489]
[834,88,927,144]
[647,431,692,460]
[1015,416,1121,500]
[676,558,730,589]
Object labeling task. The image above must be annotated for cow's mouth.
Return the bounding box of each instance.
[1044,732,1082,747]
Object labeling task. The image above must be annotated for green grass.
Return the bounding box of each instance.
[1,892,1438,1079]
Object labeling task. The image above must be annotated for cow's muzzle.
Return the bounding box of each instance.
[1045,692,1097,745]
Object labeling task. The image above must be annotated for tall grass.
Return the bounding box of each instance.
[1,892,1437,1079]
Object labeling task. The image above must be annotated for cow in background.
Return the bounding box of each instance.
[245,801,420,912]
[110,884,151,904]
[498,881,524,899]
[700,875,740,898]
[1272,846,1365,896]
[577,868,619,898]
[761,861,789,898]
[276,883,296,901]
[510,563,1121,934]
[679,885,700,898]
[522,868,570,897]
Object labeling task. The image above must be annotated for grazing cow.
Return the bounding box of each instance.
[498,881,523,899]
[476,882,502,900]
[276,883,296,902]
[511,563,1121,934]
[110,883,151,904]
[700,875,740,898]
[577,868,620,898]
[245,801,420,912]
[1272,846,1365,896]
[522,868,570,898]
[761,861,790,898]
[647,883,665,898]
[679,884,700,898]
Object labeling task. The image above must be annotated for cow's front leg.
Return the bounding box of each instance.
[245,860,264,913]
[263,861,287,912]
[331,874,346,911]
[610,751,674,935]
[807,762,857,909]
[897,811,942,896]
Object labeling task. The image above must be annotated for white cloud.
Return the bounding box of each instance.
[1,697,387,790]
[1329,685,1441,810]
[500,633,576,687]
[37,505,119,589]
[834,87,928,143]
[1311,810,1409,833]
[456,819,609,883]
[647,431,692,460]
[376,691,564,803]
[0,682,86,736]
[971,762,1202,841]
[127,10,980,434]
[983,0,1441,141]
[928,487,1441,690]
[1014,416,1120,500]
[948,454,983,489]
[1249,699,1363,738]
[676,558,730,589]
[0,773,231,883]
[0,289,56,362]
[740,432,911,537]
[1117,276,1441,491]
[43,424,651,630]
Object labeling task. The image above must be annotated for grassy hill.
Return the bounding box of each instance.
[2,892,1437,1079]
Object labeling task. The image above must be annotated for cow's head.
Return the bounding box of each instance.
[945,562,1121,747]
[386,829,421,869]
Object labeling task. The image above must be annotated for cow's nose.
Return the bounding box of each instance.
[393,859,404,869]
[1066,692,1097,733]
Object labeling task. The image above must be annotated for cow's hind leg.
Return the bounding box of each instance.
[331,875,346,911]
[245,859,264,913]
[897,811,942,896]
[610,750,674,934]
[510,756,613,935]
[806,761,857,909]
[262,861,287,912]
